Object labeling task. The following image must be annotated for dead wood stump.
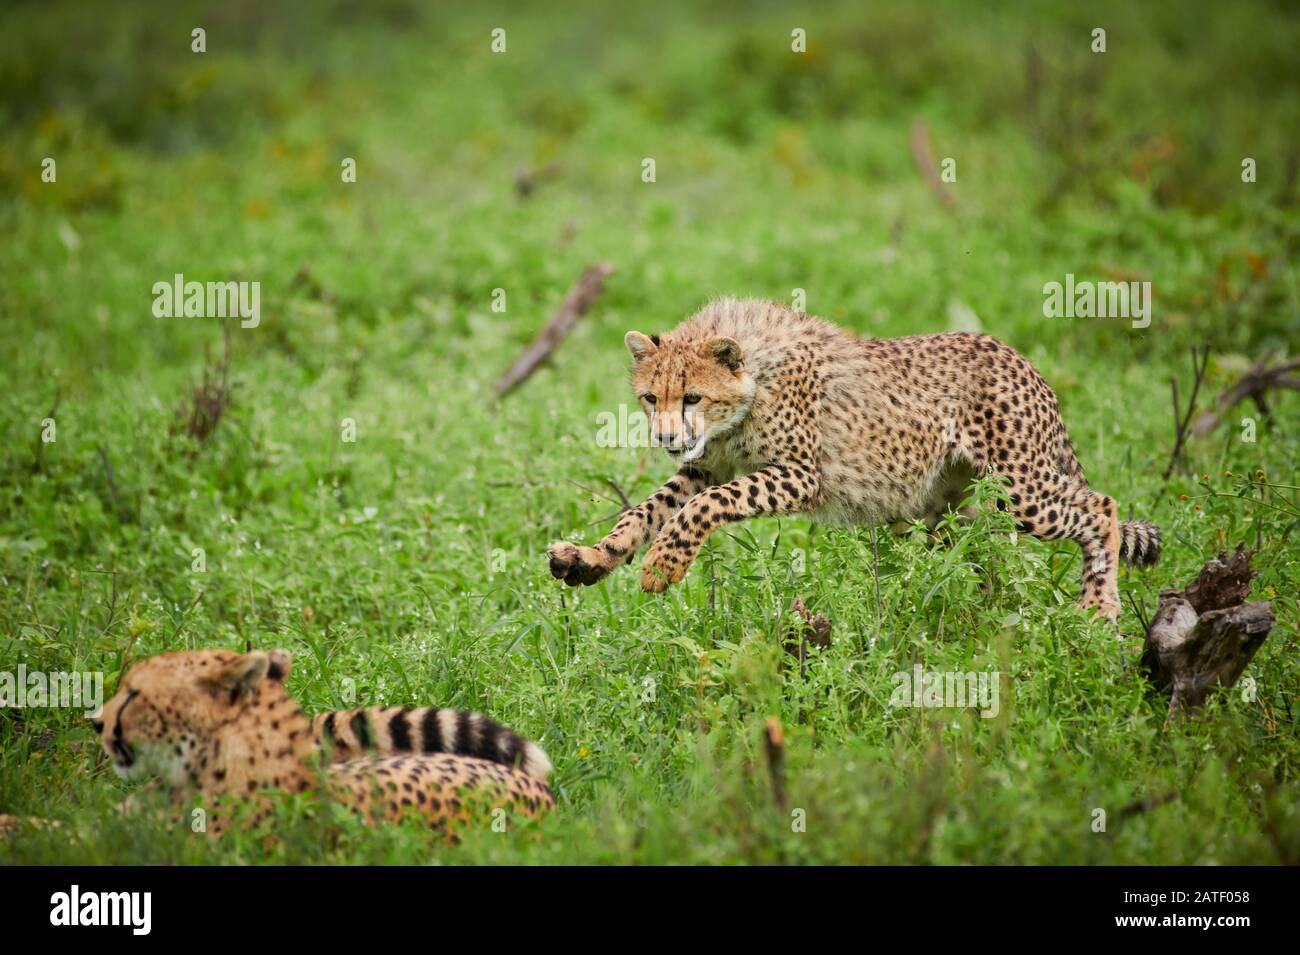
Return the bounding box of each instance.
[1142,544,1274,719]
[783,597,832,676]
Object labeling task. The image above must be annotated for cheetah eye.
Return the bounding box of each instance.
[642,394,657,406]
[684,393,702,406]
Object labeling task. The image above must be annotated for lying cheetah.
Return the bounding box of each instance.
[548,298,1160,623]
[87,649,553,836]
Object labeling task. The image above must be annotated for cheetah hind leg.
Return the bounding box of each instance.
[1077,506,1122,625]
[1014,484,1122,626]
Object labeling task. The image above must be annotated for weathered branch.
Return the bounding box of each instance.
[492,263,615,399]
[603,478,633,511]
[763,716,788,810]
[1191,355,1300,437]
[1162,346,1210,481]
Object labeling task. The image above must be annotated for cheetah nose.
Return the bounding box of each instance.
[656,432,677,447]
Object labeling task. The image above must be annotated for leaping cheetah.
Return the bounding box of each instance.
[548,297,1159,623]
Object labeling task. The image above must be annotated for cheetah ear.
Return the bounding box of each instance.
[708,336,743,371]
[207,652,269,700]
[625,331,660,363]
[266,649,292,682]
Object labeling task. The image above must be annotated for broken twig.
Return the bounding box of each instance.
[604,478,633,511]
[763,716,788,810]
[1191,355,1300,437]
[1162,346,1211,481]
[909,121,957,211]
[492,263,615,399]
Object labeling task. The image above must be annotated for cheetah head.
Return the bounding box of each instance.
[625,330,755,463]
[90,649,293,785]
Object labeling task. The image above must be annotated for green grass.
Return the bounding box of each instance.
[1,0,1298,864]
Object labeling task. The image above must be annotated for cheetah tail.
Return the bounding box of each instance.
[1118,521,1161,567]
[313,707,553,780]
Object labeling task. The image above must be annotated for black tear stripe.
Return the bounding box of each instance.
[322,711,337,742]
[112,689,140,762]
[389,708,412,751]
[350,711,372,751]
[421,708,443,754]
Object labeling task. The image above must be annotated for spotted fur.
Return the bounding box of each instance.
[548,297,1161,623]
[90,650,553,836]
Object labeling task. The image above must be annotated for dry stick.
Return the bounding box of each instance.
[492,263,616,399]
[566,478,623,511]
[1161,346,1210,481]
[909,120,957,211]
[603,478,633,511]
[1190,355,1300,437]
[763,716,789,810]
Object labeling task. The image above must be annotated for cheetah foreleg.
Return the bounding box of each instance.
[548,468,711,587]
[641,463,819,592]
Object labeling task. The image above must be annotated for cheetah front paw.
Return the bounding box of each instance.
[547,541,615,587]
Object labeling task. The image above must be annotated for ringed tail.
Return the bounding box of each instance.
[312,706,552,780]
[1118,520,1161,567]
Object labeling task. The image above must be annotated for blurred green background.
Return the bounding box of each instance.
[0,0,1297,864]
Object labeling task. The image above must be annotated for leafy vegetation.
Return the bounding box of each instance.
[1,0,1297,864]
